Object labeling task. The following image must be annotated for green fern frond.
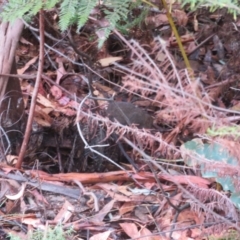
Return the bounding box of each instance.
[117,7,149,34]
[59,0,79,30]
[97,27,112,48]
[0,0,147,48]
[0,0,58,22]
[180,0,240,19]
[44,0,59,9]
[104,0,130,26]
[77,1,97,30]
[31,1,43,15]
[96,0,131,47]
[1,0,33,22]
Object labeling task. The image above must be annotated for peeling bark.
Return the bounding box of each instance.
[0,19,25,157]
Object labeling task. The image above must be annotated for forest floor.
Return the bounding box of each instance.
[2,3,240,240]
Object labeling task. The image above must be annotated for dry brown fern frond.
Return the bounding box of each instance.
[188,186,239,221]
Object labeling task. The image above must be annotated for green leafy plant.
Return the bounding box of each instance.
[209,230,240,240]
[58,0,98,31]
[180,0,240,19]
[8,224,74,240]
[0,0,143,47]
[0,0,59,21]
[98,0,135,47]
[207,125,240,139]
[117,6,149,34]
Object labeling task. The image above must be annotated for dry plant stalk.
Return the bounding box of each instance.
[75,32,240,232]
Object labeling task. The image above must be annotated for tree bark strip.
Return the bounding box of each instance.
[0,19,25,157]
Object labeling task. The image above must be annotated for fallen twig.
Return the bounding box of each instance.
[16,10,45,169]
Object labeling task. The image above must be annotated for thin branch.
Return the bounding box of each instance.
[16,10,45,169]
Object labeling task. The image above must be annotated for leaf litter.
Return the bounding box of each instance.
[2,3,240,240]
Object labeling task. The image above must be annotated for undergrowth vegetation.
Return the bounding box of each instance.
[0,0,143,47]
[1,0,240,46]
[1,0,240,238]
[181,0,240,18]
[8,224,73,240]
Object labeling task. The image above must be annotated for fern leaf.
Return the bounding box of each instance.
[97,0,131,47]
[59,0,79,31]
[1,0,32,22]
[76,0,97,30]
[44,0,59,9]
[31,1,43,15]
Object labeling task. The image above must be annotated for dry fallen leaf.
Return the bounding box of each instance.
[5,182,26,200]
[145,14,168,28]
[5,155,18,165]
[0,179,20,199]
[120,222,139,239]
[56,57,67,84]
[36,93,55,108]
[20,37,33,45]
[89,230,112,240]
[17,56,38,75]
[178,209,204,225]
[50,85,63,100]
[54,200,74,223]
[22,218,45,229]
[92,199,115,223]
[27,189,49,205]
[98,56,123,67]
[193,14,198,31]
[119,202,135,216]
[33,115,52,127]
[140,227,163,240]
[173,9,188,26]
